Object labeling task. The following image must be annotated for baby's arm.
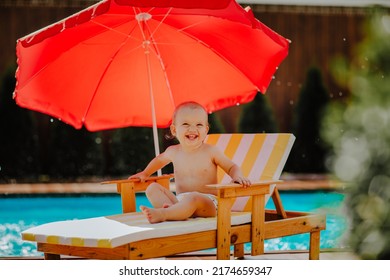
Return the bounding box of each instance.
[211,146,251,187]
[227,164,251,187]
[129,150,172,181]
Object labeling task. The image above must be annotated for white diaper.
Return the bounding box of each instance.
[176,192,218,210]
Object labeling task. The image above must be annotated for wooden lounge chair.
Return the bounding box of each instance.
[22,133,326,260]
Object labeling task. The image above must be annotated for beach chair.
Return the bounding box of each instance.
[22,133,326,260]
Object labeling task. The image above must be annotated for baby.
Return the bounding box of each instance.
[129,101,251,223]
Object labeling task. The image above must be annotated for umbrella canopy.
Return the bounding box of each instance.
[14,0,289,133]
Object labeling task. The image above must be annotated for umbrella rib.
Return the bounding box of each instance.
[176,23,262,93]
[149,14,262,94]
[90,18,143,44]
[135,7,176,109]
[148,7,173,40]
[149,35,176,108]
[82,30,136,124]
[151,13,261,92]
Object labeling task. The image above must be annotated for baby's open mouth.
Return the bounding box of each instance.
[186,134,198,140]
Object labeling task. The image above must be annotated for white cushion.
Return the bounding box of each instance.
[22,212,251,248]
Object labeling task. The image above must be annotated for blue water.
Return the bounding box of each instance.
[0,192,347,257]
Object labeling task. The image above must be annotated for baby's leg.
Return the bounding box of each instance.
[145,182,178,208]
[141,192,217,223]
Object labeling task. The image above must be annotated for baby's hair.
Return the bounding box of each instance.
[172,101,207,124]
[165,101,209,140]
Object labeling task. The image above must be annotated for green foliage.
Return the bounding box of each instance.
[208,112,224,134]
[286,67,330,173]
[322,11,390,259]
[238,93,278,133]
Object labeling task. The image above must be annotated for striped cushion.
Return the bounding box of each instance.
[205,134,295,211]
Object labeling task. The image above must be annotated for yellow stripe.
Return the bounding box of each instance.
[243,197,253,212]
[240,134,266,178]
[97,239,112,248]
[260,134,291,180]
[47,236,60,244]
[71,238,84,246]
[224,134,243,159]
[218,134,243,182]
[205,134,220,146]
[22,233,36,241]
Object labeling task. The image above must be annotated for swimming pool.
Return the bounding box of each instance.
[0,191,348,257]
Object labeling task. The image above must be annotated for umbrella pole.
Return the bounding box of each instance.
[144,40,162,176]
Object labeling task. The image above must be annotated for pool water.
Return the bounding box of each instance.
[0,191,348,257]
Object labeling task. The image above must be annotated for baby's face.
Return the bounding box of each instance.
[171,107,209,148]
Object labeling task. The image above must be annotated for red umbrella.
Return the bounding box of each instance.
[14,0,289,157]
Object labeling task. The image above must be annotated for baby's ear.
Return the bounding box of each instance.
[170,124,176,136]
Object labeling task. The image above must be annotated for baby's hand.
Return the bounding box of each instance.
[232,177,251,188]
[128,172,147,182]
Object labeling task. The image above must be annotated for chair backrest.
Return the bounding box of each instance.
[205,133,295,211]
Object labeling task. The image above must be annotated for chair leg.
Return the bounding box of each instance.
[309,231,320,260]
[44,253,60,260]
[234,244,245,259]
[216,197,234,260]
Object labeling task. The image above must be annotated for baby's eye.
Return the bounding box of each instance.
[196,124,204,127]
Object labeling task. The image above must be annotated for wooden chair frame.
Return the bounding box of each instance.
[39,175,325,260]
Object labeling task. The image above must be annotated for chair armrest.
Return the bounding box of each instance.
[102,174,174,192]
[101,174,174,213]
[206,180,282,199]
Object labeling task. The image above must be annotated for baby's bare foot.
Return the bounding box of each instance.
[140,205,166,224]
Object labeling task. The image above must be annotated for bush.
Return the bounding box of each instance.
[322,10,390,259]
[286,67,330,173]
[238,93,278,133]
